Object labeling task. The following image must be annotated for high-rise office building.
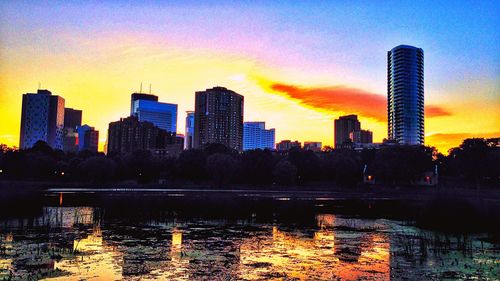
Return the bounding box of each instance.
[184,111,195,150]
[20,89,65,150]
[77,125,99,152]
[303,142,322,152]
[350,130,373,144]
[107,116,180,155]
[193,87,244,151]
[276,140,301,151]
[243,122,275,150]
[130,93,158,116]
[107,116,159,154]
[132,99,177,133]
[64,108,82,130]
[63,108,82,153]
[334,115,360,148]
[388,45,424,145]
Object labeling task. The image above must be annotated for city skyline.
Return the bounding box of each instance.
[0,1,498,153]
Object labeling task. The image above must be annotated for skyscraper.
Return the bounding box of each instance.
[334,115,360,148]
[77,125,99,152]
[63,108,82,129]
[132,99,178,133]
[193,87,244,151]
[20,89,65,150]
[63,108,82,153]
[107,116,180,155]
[184,111,195,150]
[107,116,159,154]
[350,130,373,144]
[243,122,275,150]
[130,93,158,116]
[388,45,424,145]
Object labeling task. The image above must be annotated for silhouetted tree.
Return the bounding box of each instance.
[30,140,53,155]
[206,153,238,186]
[125,150,159,183]
[176,149,207,182]
[203,143,235,156]
[273,159,297,185]
[240,149,275,185]
[372,146,434,184]
[322,146,334,153]
[159,157,177,180]
[288,148,321,183]
[447,138,500,184]
[79,156,116,183]
[321,150,361,187]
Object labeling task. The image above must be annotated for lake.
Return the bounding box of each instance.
[0,191,498,280]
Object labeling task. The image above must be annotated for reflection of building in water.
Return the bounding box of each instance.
[184,225,242,280]
[39,207,95,228]
[317,214,335,228]
[117,226,171,277]
[238,215,390,280]
[0,207,97,229]
[172,230,182,250]
[0,233,14,280]
[52,224,124,281]
[160,228,189,280]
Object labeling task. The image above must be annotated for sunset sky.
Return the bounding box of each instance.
[0,0,498,153]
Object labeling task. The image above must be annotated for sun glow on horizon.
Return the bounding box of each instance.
[0,1,498,154]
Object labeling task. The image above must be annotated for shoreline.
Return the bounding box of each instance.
[2,180,500,201]
[1,180,499,234]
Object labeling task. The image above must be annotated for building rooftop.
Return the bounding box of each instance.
[391,45,423,51]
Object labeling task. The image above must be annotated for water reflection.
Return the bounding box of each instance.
[0,206,498,280]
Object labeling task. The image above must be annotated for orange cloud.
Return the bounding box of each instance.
[267,82,451,121]
[425,106,451,117]
[270,83,386,120]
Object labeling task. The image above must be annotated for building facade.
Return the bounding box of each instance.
[107,116,181,155]
[303,142,322,152]
[63,108,82,153]
[350,130,373,144]
[334,115,360,148]
[63,108,82,129]
[132,99,177,133]
[193,87,244,151]
[243,122,275,150]
[276,140,301,151]
[20,89,65,150]
[77,125,99,152]
[130,93,158,116]
[184,111,195,150]
[388,45,424,145]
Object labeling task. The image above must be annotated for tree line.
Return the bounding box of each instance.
[0,138,498,187]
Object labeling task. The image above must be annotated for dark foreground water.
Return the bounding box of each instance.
[0,192,498,280]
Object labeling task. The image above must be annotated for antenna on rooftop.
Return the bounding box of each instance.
[140,82,143,93]
[149,83,152,94]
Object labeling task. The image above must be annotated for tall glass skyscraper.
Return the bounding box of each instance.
[387,45,424,145]
[130,93,158,116]
[132,99,178,133]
